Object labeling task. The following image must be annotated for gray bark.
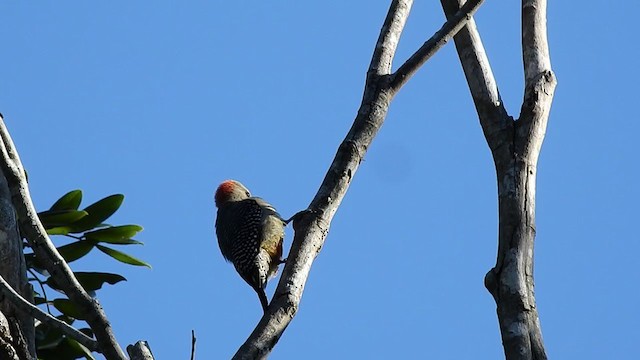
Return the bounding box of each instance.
[0,163,34,359]
[127,341,155,360]
[440,0,555,358]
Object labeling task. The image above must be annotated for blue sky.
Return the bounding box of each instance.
[1,1,638,359]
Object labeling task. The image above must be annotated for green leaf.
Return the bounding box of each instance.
[84,225,143,244]
[66,338,95,360]
[38,210,88,229]
[46,226,72,235]
[47,272,126,292]
[38,337,93,360]
[49,190,83,211]
[35,322,65,350]
[56,241,94,263]
[96,245,151,268]
[75,272,126,291]
[53,298,86,320]
[68,194,124,233]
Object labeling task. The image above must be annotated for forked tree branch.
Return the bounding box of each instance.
[232,1,483,358]
[440,0,556,359]
[439,0,511,156]
[0,274,98,351]
[390,0,484,92]
[0,116,128,360]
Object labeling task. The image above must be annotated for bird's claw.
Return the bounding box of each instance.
[285,208,315,224]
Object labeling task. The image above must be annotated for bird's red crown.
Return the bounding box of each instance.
[215,180,248,206]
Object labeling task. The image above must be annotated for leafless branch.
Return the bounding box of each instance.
[0,274,98,351]
[390,0,484,92]
[232,1,482,358]
[127,341,155,360]
[517,0,555,161]
[440,0,511,154]
[0,116,128,360]
[190,330,196,360]
[369,0,413,77]
[521,0,551,84]
[439,0,555,358]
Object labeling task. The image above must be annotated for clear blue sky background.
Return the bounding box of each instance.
[1,1,638,359]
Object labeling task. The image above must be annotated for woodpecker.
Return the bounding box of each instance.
[214,180,287,312]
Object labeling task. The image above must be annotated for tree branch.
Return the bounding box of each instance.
[0,116,128,360]
[190,330,196,360]
[517,0,556,161]
[521,0,551,85]
[390,0,484,92]
[439,1,555,359]
[127,341,155,360]
[0,274,98,351]
[232,1,483,358]
[231,2,414,359]
[0,140,34,358]
[440,0,511,157]
[369,0,413,77]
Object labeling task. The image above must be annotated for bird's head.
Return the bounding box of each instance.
[215,180,251,207]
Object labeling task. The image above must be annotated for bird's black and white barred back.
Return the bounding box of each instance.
[214,180,286,312]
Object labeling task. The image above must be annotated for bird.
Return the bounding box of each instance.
[214,180,287,312]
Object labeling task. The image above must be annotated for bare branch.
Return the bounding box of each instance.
[0,274,98,351]
[230,0,491,357]
[521,0,551,84]
[390,0,484,92]
[127,341,155,360]
[489,2,555,357]
[440,0,511,155]
[0,116,128,360]
[439,1,555,359]
[369,0,413,77]
[190,330,196,360]
[517,0,556,161]
[232,2,418,358]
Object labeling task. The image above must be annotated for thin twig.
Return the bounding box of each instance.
[0,116,127,360]
[26,268,51,314]
[0,273,98,351]
[390,0,484,92]
[190,330,196,360]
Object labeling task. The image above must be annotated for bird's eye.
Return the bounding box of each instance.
[245,191,251,197]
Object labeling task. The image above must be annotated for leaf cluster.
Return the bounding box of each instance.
[25,190,149,359]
